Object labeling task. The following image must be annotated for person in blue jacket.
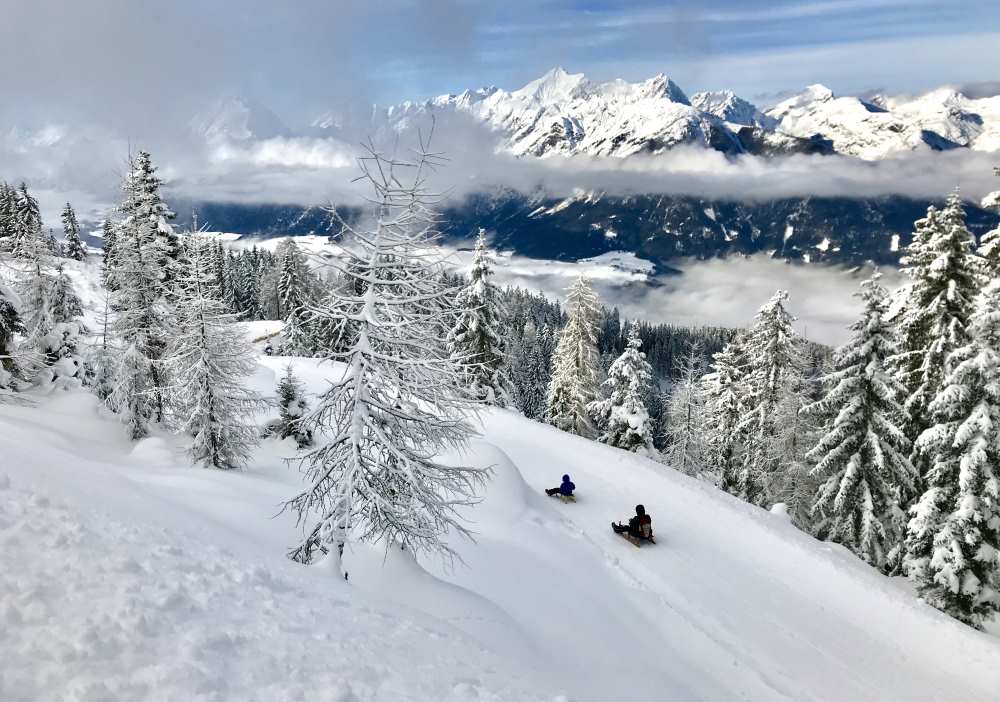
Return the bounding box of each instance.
[545,474,575,497]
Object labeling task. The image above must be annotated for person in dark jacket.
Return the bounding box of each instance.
[613,504,653,539]
[545,474,575,497]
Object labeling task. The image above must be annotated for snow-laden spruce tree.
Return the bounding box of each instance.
[805,275,916,569]
[276,239,315,352]
[11,183,46,260]
[509,320,555,419]
[904,278,1000,628]
[128,151,180,288]
[62,203,86,261]
[588,321,654,454]
[0,182,16,246]
[702,333,748,493]
[106,152,176,438]
[661,341,708,474]
[283,141,483,570]
[447,229,509,406]
[545,275,602,437]
[164,238,264,469]
[0,278,26,392]
[892,194,984,480]
[736,290,805,507]
[267,363,312,448]
[100,219,119,289]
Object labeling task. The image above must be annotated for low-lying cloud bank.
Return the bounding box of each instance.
[449,246,902,347]
[6,110,1000,226]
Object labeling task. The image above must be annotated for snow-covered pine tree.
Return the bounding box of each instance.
[588,321,655,453]
[105,154,176,438]
[269,363,312,448]
[509,320,554,419]
[701,333,748,493]
[805,275,916,569]
[163,237,264,470]
[0,182,16,246]
[0,278,26,392]
[893,194,984,482]
[128,151,180,288]
[276,239,314,353]
[544,275,601,437]
[284,142,483,569]
[100,219,119,289]
[735,290,805,507]
[11,183,46,260]
[50,264,83,324]
[661,340,708,473]
[447,229,509,406]
[904,278,1000,628]
[235,253,261,319]
[61,203,86,261]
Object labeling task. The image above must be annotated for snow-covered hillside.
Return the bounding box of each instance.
[765,84,1000,159]
[301,68,1000,160]
[3,349,999,700]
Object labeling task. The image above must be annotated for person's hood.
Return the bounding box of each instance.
[562,474,571,483]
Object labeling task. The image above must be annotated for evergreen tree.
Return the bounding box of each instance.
[0,182,16,245]
[277,239,314,352]
[805,275,916,569]
[735,290,805,507]
[164,238,264,470]
[545,275,601,438]
[661,341,708,473]
[11,183,46,259]
[101,219,119,289]
[905,279,1000,628]
[61,203,86,261]
[106,154,176,438]
[589,322,655,453]
[128,151,179,286]
[50,264,83,324]
[893,194,984,483]
[284,145,483,570]
[702,333,748,492]
[270,363,312,448]
[510,320,554,419]
[0,279,25,391]
[447,229,509,405]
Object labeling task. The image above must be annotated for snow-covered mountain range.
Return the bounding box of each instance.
[196,68,1000,161]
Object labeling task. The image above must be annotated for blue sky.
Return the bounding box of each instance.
[0,0,998,129]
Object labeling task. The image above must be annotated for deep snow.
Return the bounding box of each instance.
[3,347,1000,700]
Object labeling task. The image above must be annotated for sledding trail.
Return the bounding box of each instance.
[3,370,1000,702]
[461,408,1000,702]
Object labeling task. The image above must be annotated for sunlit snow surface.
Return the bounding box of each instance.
[2,256,999,701]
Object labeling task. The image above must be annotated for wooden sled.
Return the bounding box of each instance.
[613,524,655,547]
[545,490,576,503]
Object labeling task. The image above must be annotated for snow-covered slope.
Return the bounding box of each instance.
[765,84,1000,159]
[3,352,999,700]
[304,69,1000,160]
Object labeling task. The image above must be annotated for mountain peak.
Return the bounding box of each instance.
[513,67,591,104]
[637,73,690,104]
[691,90,762,125]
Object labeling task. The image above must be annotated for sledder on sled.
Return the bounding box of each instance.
[613,504,654,546]
[545,474,576,503]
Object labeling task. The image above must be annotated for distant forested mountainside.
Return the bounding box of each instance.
[168,193,998,267]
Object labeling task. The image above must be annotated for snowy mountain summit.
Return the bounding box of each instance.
[308,68,1000,160]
